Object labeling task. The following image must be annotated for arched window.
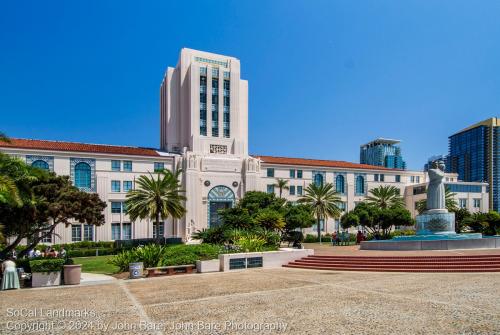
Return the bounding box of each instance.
[208,185,235,227]
[31,160,49,171]
[355,175,365,194]
[314,173,324,187]
[75,162,91,189]
[336,175,345,193]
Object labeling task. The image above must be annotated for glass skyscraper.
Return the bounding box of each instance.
[360,138,406,169]
[447,117,499,211]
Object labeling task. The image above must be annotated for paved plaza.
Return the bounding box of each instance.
[1,266,499,335]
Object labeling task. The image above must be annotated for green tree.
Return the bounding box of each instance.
[416,187,458,214]
[254,208,285,230]
[365,185,404,209]
[125,169,186,237]
[452,207,471,233]
[219,207,255,229]
[0,131,11,143]
[273,178,289,198]
[341,202,413,238]
[283,203,315,231]
[0,171,106,258]
[237,191,285,216]
[299,183,341,239]
[463,211,500,236]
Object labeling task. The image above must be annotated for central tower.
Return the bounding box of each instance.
[159,49,258,240]
[160,48,248,156]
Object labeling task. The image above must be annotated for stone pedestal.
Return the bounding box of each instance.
[416,211,456,235]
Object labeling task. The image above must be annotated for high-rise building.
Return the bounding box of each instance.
[360,138,406,169]
[447,117,500,211]
[424,155,447,172]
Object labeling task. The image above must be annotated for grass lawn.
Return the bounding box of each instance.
[73,255,119,274]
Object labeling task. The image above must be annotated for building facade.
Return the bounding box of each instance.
[360,138,406,169]
[0,49,490,243]
[447,117,500,211]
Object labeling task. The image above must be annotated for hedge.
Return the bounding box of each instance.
[67,248,115,257]
[30,258,65,273]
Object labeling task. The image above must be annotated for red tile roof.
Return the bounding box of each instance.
[0,138,162,157]
[254,155,397,171]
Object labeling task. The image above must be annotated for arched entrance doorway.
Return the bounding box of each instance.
[208,186,235,227]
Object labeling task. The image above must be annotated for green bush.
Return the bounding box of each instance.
[134,244,167,268]
[68,248,115,257]
[234,235,267,252]
[108,250,138,272]
[30,258,65,273]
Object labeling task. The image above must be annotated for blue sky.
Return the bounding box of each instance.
[1,1,499,170]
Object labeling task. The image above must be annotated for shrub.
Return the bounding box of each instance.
[134,244,166,268]
[109,250,138,272]
[192,226,226,244]
[67,248,115,257]
[30,258,65,273]
[234,235,267,252]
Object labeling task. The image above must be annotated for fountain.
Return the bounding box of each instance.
[361,160,499,250]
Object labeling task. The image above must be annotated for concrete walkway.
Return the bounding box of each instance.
[80,272,117,285]
[1,268,499,334]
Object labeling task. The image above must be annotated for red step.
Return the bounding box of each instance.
[283,255,500,272]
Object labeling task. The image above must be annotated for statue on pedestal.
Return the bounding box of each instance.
[426,160,447,213]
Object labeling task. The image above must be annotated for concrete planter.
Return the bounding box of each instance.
[196,259,220,273]
[219,248,314,271]
[63,264,82,285]
[31,272,61,287]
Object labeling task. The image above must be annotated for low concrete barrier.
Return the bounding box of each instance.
[219,248,314,272]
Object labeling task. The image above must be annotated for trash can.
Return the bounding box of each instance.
[129,262,143,279]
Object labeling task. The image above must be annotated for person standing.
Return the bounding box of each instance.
[1,258,20,290]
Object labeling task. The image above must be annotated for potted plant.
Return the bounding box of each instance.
[30,258,65,287]
[63,258,82,285]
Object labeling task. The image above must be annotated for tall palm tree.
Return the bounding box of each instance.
[273,178,289,198]
[299,183,342,240]
[416,187,458,214]
[125,169,186,236]
[365,185,404,209]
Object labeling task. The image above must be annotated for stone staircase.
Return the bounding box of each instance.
[283,254,500,272]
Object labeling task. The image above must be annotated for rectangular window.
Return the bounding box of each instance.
[290,169,296,178]
[111,180,121,192]
[154,162,165,172]
[380,174,385,182]
[267,168,274,177]
[111,202,121,214]
[212,78,219,137]
[123,161,132,171]
[122,223,132,240]
[111,160,121,171]
[395,175,401,183]
[72,224,82,242]
[297,186,303,196]
[122,201,127,213]
[410,176,415,183]
[374,174,379,182]
[111,223,121,240]
[289,186,296,195]
[473,199,481,208]
[338,202,346,211]
[41,233,52,243]
[312,219,325,232]
[153,222,164,238]
[200,75,208,136]
[459,199,467,208]
[297,170,303,178]
[83,224,94,241]
[123,181,133,192]
[416,176,420,183]
[267,184,275,194]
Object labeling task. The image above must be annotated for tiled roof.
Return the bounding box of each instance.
[0,138,162,157]
[254,155,396,171]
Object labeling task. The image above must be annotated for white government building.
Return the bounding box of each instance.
[0,48,489,244]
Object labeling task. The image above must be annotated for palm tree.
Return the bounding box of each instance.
[273,178,289,198]
[299,183,342,240]
[365,185,404,209]
[125,169,186,237]
[416,187,458,214]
